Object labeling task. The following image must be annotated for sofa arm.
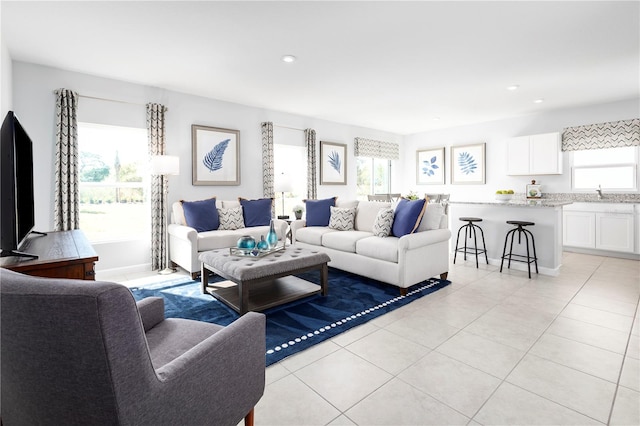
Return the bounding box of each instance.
[290,219,307,243]
[137,297,165,332]
[272,218,288,240]
[168,223,197,243]
[398,228,451,251]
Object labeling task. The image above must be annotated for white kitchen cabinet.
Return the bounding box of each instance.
[563,203,635,254]
[507,132,562,175]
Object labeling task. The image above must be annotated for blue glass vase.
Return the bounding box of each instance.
[236,235,256,250]
[267,219,278,248]
[257,235,269,251]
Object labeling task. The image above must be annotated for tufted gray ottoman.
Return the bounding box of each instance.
[199,246,331,314]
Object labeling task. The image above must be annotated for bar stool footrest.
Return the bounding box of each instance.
[501,253,537,264]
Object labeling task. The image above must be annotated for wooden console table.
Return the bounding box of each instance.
[0,230,98,280]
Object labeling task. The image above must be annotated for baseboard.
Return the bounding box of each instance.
[563,247,640,261]
[486,258,560,277]
[96,263,153,279]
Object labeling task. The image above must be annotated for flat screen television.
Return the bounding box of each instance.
[1,111,38,258]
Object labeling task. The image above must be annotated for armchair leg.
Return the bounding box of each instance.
[244,408,255,426]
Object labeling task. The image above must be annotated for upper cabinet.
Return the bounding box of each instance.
[507,132,562,175]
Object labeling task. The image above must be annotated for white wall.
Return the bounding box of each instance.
[402,98,640,200]
[1,35,12,116]
[12,61,402,273]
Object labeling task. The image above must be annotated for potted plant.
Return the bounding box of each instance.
[292,205,304,220]
[405,191,420,201]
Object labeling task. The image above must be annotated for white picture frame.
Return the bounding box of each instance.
[451,143,486,184]
[416,147,445,184]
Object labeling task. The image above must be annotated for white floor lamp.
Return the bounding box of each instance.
[151,155,180,275]
[275,172,292,219]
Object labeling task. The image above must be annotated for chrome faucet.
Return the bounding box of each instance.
[596,185,603,200]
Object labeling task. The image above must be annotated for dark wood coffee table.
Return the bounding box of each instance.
[199,246,330,315]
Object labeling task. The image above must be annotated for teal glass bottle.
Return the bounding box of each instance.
[267,219,278,248]
[257,235,269,251]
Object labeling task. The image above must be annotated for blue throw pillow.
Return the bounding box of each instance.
[239,198,272,227]
[181,198,219,232]
[392,198,427,237]
[304,197,336,226]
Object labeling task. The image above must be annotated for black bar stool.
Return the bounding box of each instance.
[453,217,488,268]
[500,221,539,278]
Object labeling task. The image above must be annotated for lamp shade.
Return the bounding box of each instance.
[274,172,292,193]
[151,155,180,176]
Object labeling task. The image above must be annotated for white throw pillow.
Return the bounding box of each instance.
[417,203,444,232]
[372,207,394,237]
[328,206,356,231]
[217,207,244,230]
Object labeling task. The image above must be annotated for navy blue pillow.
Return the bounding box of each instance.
[304,197,336,226]
[181,198,219,232]
[392,198,427,237]
[239,198,272,227]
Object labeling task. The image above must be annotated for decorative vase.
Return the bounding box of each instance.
[236,235,256,250]
[267,219,278,248]
[295,211,302,220]
[257,235,269,251]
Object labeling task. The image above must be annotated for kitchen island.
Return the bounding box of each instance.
[449,199,573,276]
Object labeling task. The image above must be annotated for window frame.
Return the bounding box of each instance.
[356,156,392,200]
[570,146,639,192]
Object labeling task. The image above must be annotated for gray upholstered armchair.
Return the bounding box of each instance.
[0,269,266,426]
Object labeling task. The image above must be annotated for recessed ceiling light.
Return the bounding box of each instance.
[506,85,520,91]
[281,55,296,63]
[533,98,545,104]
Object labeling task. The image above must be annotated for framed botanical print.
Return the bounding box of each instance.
[192,125,240,185]
[320,141,347,185]
[451,143,486,184]
[416,147,445,184]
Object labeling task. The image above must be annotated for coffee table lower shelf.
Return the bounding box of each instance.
[204,276,322,313]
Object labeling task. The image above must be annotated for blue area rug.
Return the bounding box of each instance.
[131,268,450,366]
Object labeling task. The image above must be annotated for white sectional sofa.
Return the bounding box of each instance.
[168,199,288,278]
[291,199,451,294]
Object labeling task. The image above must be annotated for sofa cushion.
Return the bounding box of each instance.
[181,198,219,232]
[222,200,241,209]
[217,206,244,230]
[295,226,337,246]
[305,197,336,226]
[392,198,427,237]
[417,203,445,232]
[336,199,359,209]
[239,198,272,227]
[372,207,395,237]
[328,206,356,231]
[355,201,390,232]
[322,230,372,253]
[356,236,400,263]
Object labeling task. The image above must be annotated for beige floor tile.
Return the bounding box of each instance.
[561,303,634,333]
[571,291,638,316]
[474,382,601,425]
[330,321,380,347]
[547,316,631,354]
[264,362,290,385]
[383,314,461,350]
[345,328,431,375]
[580,278,640,304]
[436,330,525,379]
[326,415,357,425]
[294,349,392,412]
[506,354,617,423]
[398,351,501,417]
[463,310,546,351]
[345,377,470,425]
[501,291,568,315]
[255,374,341,426]
[511,281,581,302]
[619,357,640,392]
[610,386,640,426]
[529,333,624,383]
[627,334,640,360]
[279,340,341,372]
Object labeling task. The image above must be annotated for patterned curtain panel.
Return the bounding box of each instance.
[147,103,168,270]
[261,122,275,216]
[54,89,80,231]
[562,118,640,151]
[354,137,399,160]
[305,129,317,199]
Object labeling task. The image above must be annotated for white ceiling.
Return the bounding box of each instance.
[2,1,639,135]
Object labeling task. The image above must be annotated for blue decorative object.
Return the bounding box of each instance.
[267,219,278,248]
[257,235,269,251]
[458,151,477,175]
[304,197,336,226]
[328,150,341,173]
[203,139,230,172]
[236,235,256,250]
[422,156,440,176]
[239,198,272,227]
[181,198,219,232]
[392,198,427,237]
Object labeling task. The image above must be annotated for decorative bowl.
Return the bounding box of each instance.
[495,194,513,202]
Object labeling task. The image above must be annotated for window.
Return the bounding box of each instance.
[356,157,391,200]
[78,123,150,242]
[572,146,638,191]
[274,143,307,217]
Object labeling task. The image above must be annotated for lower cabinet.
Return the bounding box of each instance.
[563,203,636,254]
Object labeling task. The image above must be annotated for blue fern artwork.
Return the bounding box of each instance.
[328,150,341,173]
[458,151,477,175]
[202,139,230,172]
[421,156,440,176]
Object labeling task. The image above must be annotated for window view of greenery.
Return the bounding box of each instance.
[357,157,390,200]
[78,123,150,242]
[572,146,637,190]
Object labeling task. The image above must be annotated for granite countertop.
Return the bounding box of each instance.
[449,200,573,208]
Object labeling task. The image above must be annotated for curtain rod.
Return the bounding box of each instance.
[52,90,168,110]
[274,123,305,132]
